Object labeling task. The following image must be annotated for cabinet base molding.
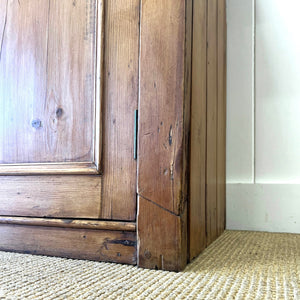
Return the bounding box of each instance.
[0,224,136,265]
[0,216,136,232]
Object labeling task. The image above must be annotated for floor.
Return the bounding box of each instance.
[0,230,299,299]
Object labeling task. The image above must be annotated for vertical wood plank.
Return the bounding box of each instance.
[217,0,226,236]
[206,0,218,246]
[101,0,140,220]
[137,0,191,271]
[189,0,208,259]
[138,0,186,214]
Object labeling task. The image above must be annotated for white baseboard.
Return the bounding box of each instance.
[226,183,300,234]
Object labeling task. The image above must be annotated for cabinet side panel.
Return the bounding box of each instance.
[100,0,140,220]
[189,0,208,259]
[217,0,226,237]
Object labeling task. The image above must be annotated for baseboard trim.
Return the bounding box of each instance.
[226,183,300,234]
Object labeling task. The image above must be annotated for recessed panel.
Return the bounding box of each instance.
[0,0,100,171]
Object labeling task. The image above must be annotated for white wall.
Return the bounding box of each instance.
[226,0,300,233]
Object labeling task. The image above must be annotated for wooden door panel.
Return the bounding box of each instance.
[0,0,138,221]
[0,1,104,219]
[0,0,101,174]
[0,176,101,218]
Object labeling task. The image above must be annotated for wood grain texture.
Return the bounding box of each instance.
[45,0,96,163]
[0,216,136,231]
[0,225,136,264]
[217,0,226,236]
[0,0,49,163]
[138,0,186,215]
[189,0,208,260]
[0,176,101,218]
[100,0,139,220]
[0,0,102,173]
[206,0,218,246]
[137,196,187,271]
[137,0,192,271]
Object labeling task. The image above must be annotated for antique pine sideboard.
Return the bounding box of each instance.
[0,0,226,271]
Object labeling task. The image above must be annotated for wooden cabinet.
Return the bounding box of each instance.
[0,0,226,271]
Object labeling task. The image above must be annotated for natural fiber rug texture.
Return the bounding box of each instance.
[0,230,299,299]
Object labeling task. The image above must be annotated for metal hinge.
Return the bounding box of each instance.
[134,109,138,160]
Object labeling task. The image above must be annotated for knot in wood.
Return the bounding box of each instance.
[56,108,63,118]
[144,250,152,259]
[31,119,42,129]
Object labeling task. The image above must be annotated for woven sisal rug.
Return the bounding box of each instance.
[0,230,299,299]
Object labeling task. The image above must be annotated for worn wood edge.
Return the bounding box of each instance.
[184,0,193,262]
[0,162,100,175]
[0,224,136,264]
[0,216,136,231]
[94,0,104,173]
[172,0,193,216]
[137,195,187,272]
